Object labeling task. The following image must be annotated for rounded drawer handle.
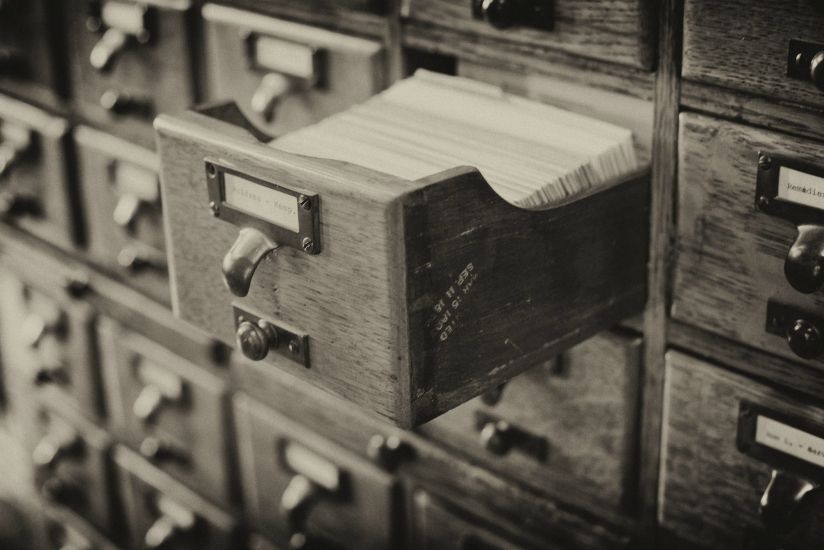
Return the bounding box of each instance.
[784,224,824,294]
[479,420,512,455]
[810,50,824,92]
[89,28,128,72]
[786,318,824,360]
[476,0,517,29]
[251,73,293,124]
[222,227,280,297]
[236,318,279,361]
[759,469,819,534]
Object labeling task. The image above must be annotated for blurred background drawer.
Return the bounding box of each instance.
[223,0,389,16]
[42,505,119,550]
[30,403,120,542]
[404,0,655,70]
[67,0,200,149]
[202,4,387,137]
[674,112,824,370]
[0,268,103,421]
[660,352,824,549]
[419,330,641,515]
[683,0,824,109]
[100,318,234,507]
[235,395,399,550]
[75,126,169,306]
[115,446,238,550]
[0,95,81,250]
[0,0,69,107]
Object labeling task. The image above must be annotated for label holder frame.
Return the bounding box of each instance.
[755,151,824,225]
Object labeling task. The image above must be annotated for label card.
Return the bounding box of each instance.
[776,166,824,211]
[254,36,317,81]
[223,172,299,233]
[755,415,824,469]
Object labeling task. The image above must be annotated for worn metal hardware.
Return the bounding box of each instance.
[221,228,279,297]
[787,39,824,93]
[206,160,320,255]
[755,152,824,293]
[233,305,310,367]
[765,301,824,360]
[474,411,548,461]
[471,0,554,31]
[737,401,824,532]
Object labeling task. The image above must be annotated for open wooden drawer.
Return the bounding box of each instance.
[154,104,649,427]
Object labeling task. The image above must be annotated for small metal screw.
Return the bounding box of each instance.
[288,340,300,354]
[298,195,312,210]
[301,237,313,253]
[209,201,220,217]
[757,195,770,210]
[758,154,772,170]
[206,163,217,178]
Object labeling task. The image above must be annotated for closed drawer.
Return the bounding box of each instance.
[31,404,120,540]
[405,0,654,70]
[0,269,102,420]
[67,0,199,148]
[0,0,69,105]
[222,0,388,15]
[235,394,399,550]
[100,318,234,506]
[674,112,824,369]
[411,490,545,550]
[202,4,386,137]
[0,95,81,249]
[683,0,824,110]
[155,105,648,427]
[115,446,238,550]
[75,126,169,305]
[660,352,824,548]
[419,331,641,513]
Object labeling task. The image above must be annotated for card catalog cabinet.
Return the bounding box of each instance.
[0,95,81,250]
[660,352,824,549]
[155,106,649,427]
[75,126,169,305]
[202,4,387,137]
[67,0,200,149]
[683,0,824,111]
[420,330,641,514]
[673,113,824,370]
[405,0,655,70]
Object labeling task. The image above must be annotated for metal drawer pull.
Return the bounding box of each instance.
[222,227,279,297]
[144,495,196,549]
[759,469,819,534]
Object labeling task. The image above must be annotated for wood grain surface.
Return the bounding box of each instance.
[156,108,648,426]
[419,330,642,516]
[682,0,824,111]
[405,0,655,70]
[673,112,824,372]
[659,352,824,549]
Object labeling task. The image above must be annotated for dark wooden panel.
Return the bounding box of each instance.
[673,112,824,372]
[156,108,648,427]
[660,352,824,549]
[682,0,824,111]
[419,331,642,516]
[405,0,655,70]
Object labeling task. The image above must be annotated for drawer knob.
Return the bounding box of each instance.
[222,227,280,297]
[89,28,128,72]
[117,244,164,273]
[236,319,279,361]
[32,431,81,470]
[99,88,150,117]
[281,475,320,537]
[759,469,819,534]
[786,318,824,360]
[471,0,554,31]
[133,380,182,423]
[784,224,824,294]
[810,51,824,92]
[474,0,516,29]
[367,434,412,470]
[144,495,196,549]
[479,420,512,455]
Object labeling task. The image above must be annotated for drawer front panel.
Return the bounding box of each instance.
[67,0,198,148]
[221,0,387,15]
[235,395,397,550]
[0,95,80,249]
[32,405,119,539]
[660,352,824,548]
[0,270,102,420]
[75,126,169,305]
[115,447,237,550]
[420,331,641,513]
[406,0,654,70]
[203,5,386,136]
[674,112,824,369]
[683,0,824,109]
[101,319,233,505]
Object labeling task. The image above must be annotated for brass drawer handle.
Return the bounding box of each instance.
[222,227,279,298]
